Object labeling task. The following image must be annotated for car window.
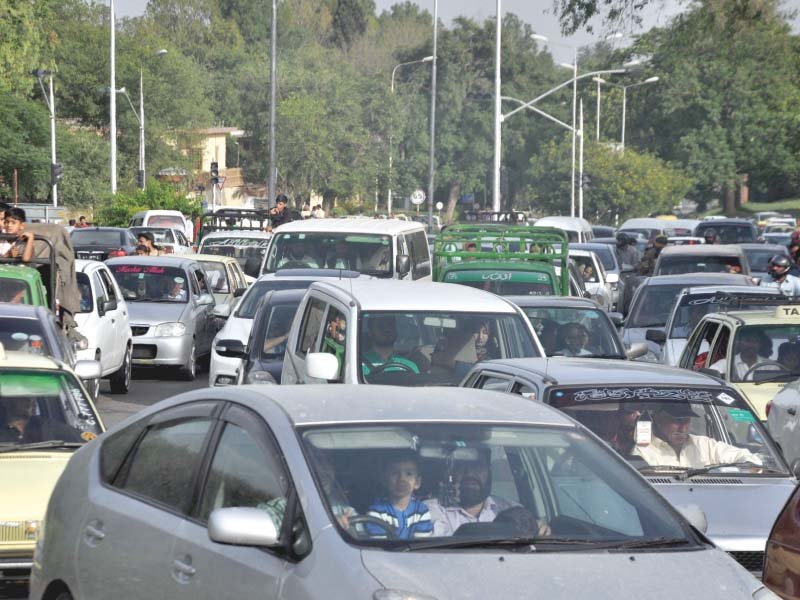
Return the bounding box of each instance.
[627,284,686,328]
[512,381,538,401]
[297,298,326,357]
[524,306,624,358]
[119,418,213,514]
[408,230,431,280]
[0,277,32,304]
[0,317,51,355]
[110,264,189,303]
[198,422,289,525]
[261,303,301,359]
[571,256,598,283]
[201,262,230,294]
[77,273,94,314]
[98,269,118,306]
[194,269,209,295]
[476,374,511,392]
[321,306,347,382]
[682,320,720,369]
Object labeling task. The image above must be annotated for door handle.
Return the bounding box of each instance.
[83,522,105,547]
[111,319,116,324]
[788,407,796,416]
[85,524,105,540]
[172,557,196,582]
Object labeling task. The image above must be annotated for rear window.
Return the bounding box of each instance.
[656,255,743,276]
[148,215,184,229]
[444,270,555,296]
[71,230,123,246]
[0,317,51,355]
[695,224,755,243]
[0,277,32,304]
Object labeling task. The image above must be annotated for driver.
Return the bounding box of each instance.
[280,239,319,268]
[778,341,800,371]
[709,328,772,380]
[556,323,592,357]
[164,276,188,301]
[361,315,420,377]
[0,397,82,443]
[634,404,762,468]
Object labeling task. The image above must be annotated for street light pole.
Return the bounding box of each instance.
[492,0,502,212]
[621,85,627,152]
[569,48,577,217]
[110,0,117,194]
[34,71,57,207]
[267,0,277,208]
[595,76,601,141]
[138,68,145,189]
[595,76,659,152]
[427,0,438,230]
[578,99,584,219]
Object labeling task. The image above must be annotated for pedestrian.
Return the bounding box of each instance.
[136,231,161,256]
[300,202,312,219]
[761,255,800,297]
[637,235,667,276]
[269,194,293,228]
[615,233,639,268]
[312,204,326,219]
[65,219,76,234]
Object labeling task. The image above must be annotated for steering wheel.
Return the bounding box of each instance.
[365,360,417,378]
[347,515,398,539]
[742,360,790,381]
[281,261,312,269]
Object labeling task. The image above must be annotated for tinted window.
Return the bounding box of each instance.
[101,421,148,484]
[77,272,94,313]
[627,284,686,328]
[121,419,212,513]
[110,265,189,303]
[235,280,314,319]
[71,230,124,246]
[297,298,326,356]
[408,231,431,279]
[199,423,289,524]
[745,248,786,273]
[0,277,31,304]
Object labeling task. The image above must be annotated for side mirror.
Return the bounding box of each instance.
[606,273,619,284]
[608,312,624,327]
[197,293,214,306]
[626,341,649,360]
[699,367,723,379]
[208,507,279,547]
[233,287,247,298]
[214,339,247,359]
[102,299,117,313]
[306,352,340,381]
[751,277,761,286]
[74,359,102,381]
[677,504,708,534]
[396,254,411,276]
[213,304,232,319]
[645,329,667,344]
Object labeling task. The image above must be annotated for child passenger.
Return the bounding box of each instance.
[366,451,433,539]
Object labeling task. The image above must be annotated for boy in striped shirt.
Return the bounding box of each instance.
[367,451,433,539]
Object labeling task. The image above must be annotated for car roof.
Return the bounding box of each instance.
[619,218,700,230]
[75,259,110,272]
[201,230,272,240]
[705,308,800,325]
[132,210,184,217]
[71,226,128,232]
[0,345,62,370]
[535,216,592,230]
[312,279,519,313]
[678,285,782,296]
[245,385,575,427]
[739,243,788,252]
[569,242,612,252]
[105,255,202,269]
[272,218,424,235]
[0,264,42,280]
[504,295,603,310]
[193,253,240,265]
[696,218,753,225]
[263,288,308,303]
[0,302,49,318]
[568,248,599,258]
[476,357,723,386]
[658,244,745,257]
[641,273,753,287]
[256,269,364,282]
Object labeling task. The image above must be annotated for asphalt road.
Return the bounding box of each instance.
[95,365,211,428]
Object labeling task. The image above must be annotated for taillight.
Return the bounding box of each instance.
[108,248,127,257]
[766,401,772,418]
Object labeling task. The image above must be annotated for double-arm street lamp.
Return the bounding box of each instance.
[388,56,433,215]
[118,49,168,190]
[594,75,659,151]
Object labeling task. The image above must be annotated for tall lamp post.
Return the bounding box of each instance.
[120,49,168,190]
[388,56,433,215]
[427,0,438,231]
[267,0,277,208]
[492,0,502,212]
[595,76,659,151]
[110,0,117,194]
[33,69,58,207]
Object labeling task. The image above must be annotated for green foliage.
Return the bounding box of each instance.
[331,0,374,51]
[94,180,200,226]
[0,0,58,94]
[0,92,50,199]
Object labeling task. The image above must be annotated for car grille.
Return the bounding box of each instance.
[729,551,764,573]
[0,523,35,543]
[132,344,157,359]
[131,325,149,337]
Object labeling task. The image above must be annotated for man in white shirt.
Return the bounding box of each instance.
[556,323,593,357]
[761,255,800,297]
[634,404,761,469]
[709,328,774,381]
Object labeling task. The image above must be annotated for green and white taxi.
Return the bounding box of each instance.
[678,304,800,420]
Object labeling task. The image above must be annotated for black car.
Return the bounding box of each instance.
[71,227,138,261]
[591,225,615,238]
[694,218,758,244]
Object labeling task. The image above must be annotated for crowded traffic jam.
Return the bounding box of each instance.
[4,205,800,599]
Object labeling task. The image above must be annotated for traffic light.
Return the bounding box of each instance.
[136,169,145,189]
[210,161,219,185]
[50,162,64,185]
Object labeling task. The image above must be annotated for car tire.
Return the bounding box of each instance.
[179,341,197,381]
[109,344,132,394]
[54,593,74,600]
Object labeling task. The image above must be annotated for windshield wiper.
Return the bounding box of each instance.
[677,461,768,479]
[754,370,800,385]
[0,440,83,454]
[635,464,689,474]
[402,536,602,552]
[608,537,691,550]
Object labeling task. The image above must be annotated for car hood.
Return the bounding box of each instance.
[127,301,188,325]
[216,315,253,345]
[735,382,788,421]
[0,452,71,520]
[361,546,760,599]
[651,478,795,551]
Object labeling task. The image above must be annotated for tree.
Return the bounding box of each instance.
[0,0,58,94]
[331,0,374,51]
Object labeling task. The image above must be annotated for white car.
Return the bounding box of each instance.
[208,269,364,386]
[130,227,194,255]
[568,249,613,311]
[768,381,800,474]
[74,259,133,395]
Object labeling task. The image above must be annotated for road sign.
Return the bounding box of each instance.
[410,189,426,205]
[435,201,444,211]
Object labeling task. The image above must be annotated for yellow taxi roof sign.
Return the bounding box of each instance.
[775,305,800,318]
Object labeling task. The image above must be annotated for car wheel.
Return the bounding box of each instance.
[54,592,74,600]
[109,344,132,394]
[179,341,197,381]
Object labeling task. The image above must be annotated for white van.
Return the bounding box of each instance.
[129,210,194,242]
[534,216,594,242]
[261,218,431,280]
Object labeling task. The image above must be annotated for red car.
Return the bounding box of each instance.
[764,483,800,599]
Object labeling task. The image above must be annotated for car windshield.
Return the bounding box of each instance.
[0,369,101,446]
[446,271,555,296]
[522,306,624,358]
[109,264,189,303]
[764,234,792,246]
[199,261,230,294]
[199,236,270,268]
[717,324,800,383]
[132,228,175,244]
[358,311,537,386]
[299,422,694,549]
[695,224,755,243]
[71,230,123,246]
[148,215,184,229]
[628,284,687,328]
[657,255,743,276]
[668,294,781,340]
[548,387,787,476]
[0,277,32,304]
[259,302,301,359]
[235,280,314,318]
[264,232,393,277]
[745,249,783,273]
[0,318,51,355]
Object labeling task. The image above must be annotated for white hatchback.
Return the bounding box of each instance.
[75,260,133,395]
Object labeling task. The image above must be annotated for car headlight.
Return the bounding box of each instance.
[246,370,276,385]
[153,322,186,337]
[753,588,781,600]
[373,591,438,600]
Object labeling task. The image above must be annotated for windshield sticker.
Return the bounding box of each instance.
[203,238,271,248]
[717,392,736,405]
[481,272,512,281]
[570,387,715,403]
[636,421,652,446]
[68,384,97,428]
[728,408,756,423]
[113,265,166,275]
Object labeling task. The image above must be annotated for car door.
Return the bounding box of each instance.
[96,267,125,369]
[679,320,720,371]
[99,264,130,356]
[170,404,295,600]
[283,296,327,384]
[89,270,114,371]
[77,403,218,600]
[192,267,215,352]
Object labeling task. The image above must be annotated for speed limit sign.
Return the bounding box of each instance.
[410,189,426,205]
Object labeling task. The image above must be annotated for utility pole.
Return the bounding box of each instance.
[595,77,601,141]
[34,71,58,207]
[138,68,145,189]
[492,0,502,212]
[426,0,438,231]
[110,0,117,194]
[267,0,277,208]
[569,48,577,217]
[578,99,584,219]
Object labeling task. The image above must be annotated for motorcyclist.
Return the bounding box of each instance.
[760,255,800,297]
